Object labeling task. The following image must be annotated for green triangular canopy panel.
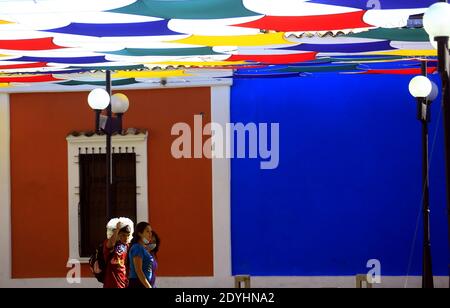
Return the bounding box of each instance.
[67,65,146,71]
[58,78,139,86]
[345,28,430,42]
[278,64,361,73]
[107,47,220,57]
[110,0,260,19]
[328,56,405,62]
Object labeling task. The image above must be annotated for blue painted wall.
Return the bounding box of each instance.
[230,73,449,276]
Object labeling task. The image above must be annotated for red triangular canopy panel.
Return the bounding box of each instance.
[0,62,48,70]
[0,74,61,83]
[0,38,64,51]
[234,11,373,32]
[227,52,317,64]
[362,68,438,75]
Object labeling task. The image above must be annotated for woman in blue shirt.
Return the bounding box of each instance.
[128,222,154,288]
[146,230,160,288]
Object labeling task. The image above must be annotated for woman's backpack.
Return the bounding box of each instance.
[89,243,108,283]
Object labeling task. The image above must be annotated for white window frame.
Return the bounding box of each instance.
[66,133,149,263]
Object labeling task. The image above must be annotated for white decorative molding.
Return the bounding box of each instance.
[0,93,11,287]
[211,86,232,284]
[66,132,149,263]
[2,78,233,94]
[2,276,449,289]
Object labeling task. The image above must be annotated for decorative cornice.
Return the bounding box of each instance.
[66,128,148,143]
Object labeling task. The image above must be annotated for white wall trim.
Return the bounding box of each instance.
[0,93,11,287]
[211,86,233,286]
[1,276,449,289]
[1,78,233,94]
[66,133,149,263]
[211,86,233,287]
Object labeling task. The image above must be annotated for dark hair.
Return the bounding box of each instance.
[119,225,131,234]
[130,222,150,248]
[151,230,161,256]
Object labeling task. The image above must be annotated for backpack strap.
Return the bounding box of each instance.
[104,244,115,264]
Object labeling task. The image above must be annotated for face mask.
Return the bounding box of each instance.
[143,238,150,245]
[148,243,157,251]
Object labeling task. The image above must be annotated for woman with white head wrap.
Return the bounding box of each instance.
[103,217,134,288]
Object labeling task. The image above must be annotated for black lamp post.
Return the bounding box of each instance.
[87,70,130,221]
[409,62,438,288]
[423,1,450,287]
[105,70,113,221]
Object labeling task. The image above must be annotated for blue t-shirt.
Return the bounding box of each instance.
[129,244,154,285]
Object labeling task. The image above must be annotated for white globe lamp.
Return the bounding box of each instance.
[111,93,130,114]
[428,81,439,102]
[423,3,450,39]
[409,76,433,99]
[88,88,110,110]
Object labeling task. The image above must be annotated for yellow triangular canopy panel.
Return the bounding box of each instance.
[169,33,293,47]
[113,70,190,79]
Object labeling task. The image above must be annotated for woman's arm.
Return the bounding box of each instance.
[107,222,121,249]
[133,256,152,288]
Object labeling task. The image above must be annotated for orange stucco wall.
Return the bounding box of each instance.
[10,87,213,278]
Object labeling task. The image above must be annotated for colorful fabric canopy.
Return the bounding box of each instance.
[0,38,64,51]
[12,56,110,65]
[361,67,438,74]
[108,47,220,57]
[110,0,259,20]
[281,41,394,53]
[0,62,48,70]
[0,0,440,88]
[228,53,317,64]
[234,11,372,32]
[171,33,291,47]
[59,78,139,86]
[47,20,182,37]
[0,74,61,83]
[345,28,430,42]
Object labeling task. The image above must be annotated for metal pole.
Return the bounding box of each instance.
[421,100,434,288]
[421,116,434,288]
[435,35,450,286]
[117,114,123,132]
[419,61,434,288]
[95,109,101,133]
[105,70,113,221]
